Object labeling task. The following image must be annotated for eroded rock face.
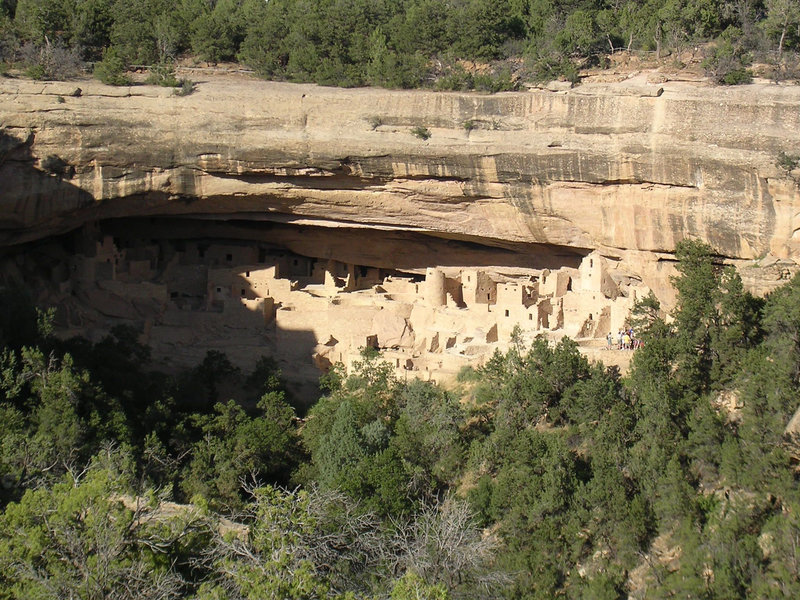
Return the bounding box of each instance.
[1,75,799,392]
[2,78,799,271]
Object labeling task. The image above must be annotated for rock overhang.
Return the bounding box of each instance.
[1,75,799,301]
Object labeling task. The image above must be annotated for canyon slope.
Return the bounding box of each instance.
[1,73,800,395]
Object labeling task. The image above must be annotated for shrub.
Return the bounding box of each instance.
[93,47,129,86]
[0,15,17,67]
[702,27,753,86]
[174,78,195,96]
[768,56,800,83]
[411,125,431,140]
[24,62,46,79]
[720,67,753,85]
[777,151,800,171]
[473,67,518,92]
[435,64,474,91]
[146,62,180,87]
[530,55,580,84]
[20,40,84,80]
[367,32,428,89]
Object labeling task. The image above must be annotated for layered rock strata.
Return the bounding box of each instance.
[1,74,799,392]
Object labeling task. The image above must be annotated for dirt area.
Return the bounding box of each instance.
[578,337,636,374]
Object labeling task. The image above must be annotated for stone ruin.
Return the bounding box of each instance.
[10,223,649,403]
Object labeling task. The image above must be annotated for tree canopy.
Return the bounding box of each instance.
[2,239,800,597]
[2,0,799,86]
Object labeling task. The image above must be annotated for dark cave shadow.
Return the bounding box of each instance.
[0,127,96,247]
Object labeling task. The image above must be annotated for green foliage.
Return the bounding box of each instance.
[183,349,240,407]
[434,63,475,91]
[93,45,128,85]
[0,1,15,19]
[0,453,198,599]
[13,0,72,43]
[146,60,179,86]
[108,0,177,64]
[6,217,800,597]
[175,77,194,96]
[411,125,432,140]
[719,66,754,85]
[669,239,761,394]
[710,266,764,385]
[763,272,800,382]
[190,0,246,63]
[197,486,339,598]
[559,362,621,424]
[313,400,366,490]
[448,0,522,60]
[474,67,518,92]
[70,0,115,59]
[144,61,194,94]
[367,29,428,89]
[181,392,301,510]
[763,0,800,55]
[390,571,450,600]
[302,352,468,515]
[530,54,581,84]
[436,62,519,92]
[703,27,754,85]
[629,290,665,337]
[392,381,465,492]
[197,486,501,598]
[307,397,409,515]
[0,346,132,501]
[557,9,602,56]
[236,0,289,78]
[777,150,800,171]
[4,0,794,89]
[470,334,591,440]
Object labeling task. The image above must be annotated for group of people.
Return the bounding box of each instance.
[607,327,641,350]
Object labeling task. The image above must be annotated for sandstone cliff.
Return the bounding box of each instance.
[1,74,799,300]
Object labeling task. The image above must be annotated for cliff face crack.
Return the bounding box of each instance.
[582,178,700,190]
[394,174,471,183]
[205,171,390,191]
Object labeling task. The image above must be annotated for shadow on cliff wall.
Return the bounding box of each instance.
[14,232,325,412]
[0,127,95,245]
[0,127,327,411]
[164,317,322,415]
[99,216,588,274]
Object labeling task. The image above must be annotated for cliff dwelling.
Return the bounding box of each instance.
[4,217,649,403]
[3,76,800,404]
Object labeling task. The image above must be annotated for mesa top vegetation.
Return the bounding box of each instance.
[1,0,798,87]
